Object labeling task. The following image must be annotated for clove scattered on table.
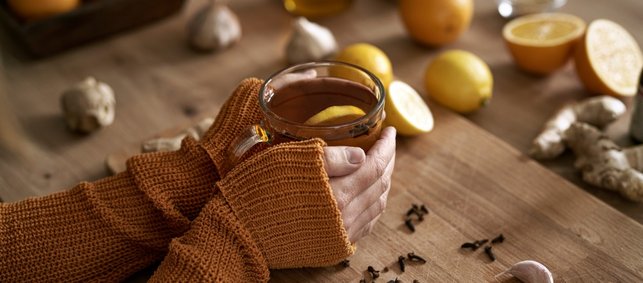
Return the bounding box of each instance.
[367,266,380,280]
[339,259,350,268]
[491,234,505,244]
[398,256,406,272]
[461,233,506,262]
[404,203,430,232]
[407,252,427,264]
[484,246,496,262]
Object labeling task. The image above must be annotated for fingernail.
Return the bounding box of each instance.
[346,147,365,164]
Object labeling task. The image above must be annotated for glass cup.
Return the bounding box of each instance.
[227,61,386,166]
[282,0,354,18]
[496,0,567,18]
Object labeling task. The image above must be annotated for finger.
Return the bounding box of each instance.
[347,185,390,243]
[350,179,391,242]
[331,127,396,208]
[355,213,382,242]
[342,154,394,230]
[323,146,365,177]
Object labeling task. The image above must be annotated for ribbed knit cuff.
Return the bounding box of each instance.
[199,78,264,176]
[150,194,270,282]
[216,139,355,269]
[126,136,218,232]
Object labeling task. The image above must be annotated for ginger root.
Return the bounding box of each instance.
[529,96,626,159]
[564,122,643,202]
[60,77,115,133]
[141,117,213,153]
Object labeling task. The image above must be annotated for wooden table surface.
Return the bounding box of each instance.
[1,0,642,282]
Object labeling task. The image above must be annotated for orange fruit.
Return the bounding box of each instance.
[399,0,473,46]
[503,13,586,75]
[574,19,643,97]
[8,0,79,21]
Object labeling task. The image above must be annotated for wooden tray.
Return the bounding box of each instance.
[0,0,185,57]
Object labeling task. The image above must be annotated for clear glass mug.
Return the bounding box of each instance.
[496,0,567,18]
[227,61,386,166]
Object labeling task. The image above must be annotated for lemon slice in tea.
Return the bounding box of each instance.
[305,105,366,126]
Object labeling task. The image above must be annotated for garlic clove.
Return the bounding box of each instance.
[188,2,242,52]
[60,77,115,134]
[497,260,553,283]
[286,17,338,64]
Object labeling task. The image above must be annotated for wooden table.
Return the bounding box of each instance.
[1,0,642,282]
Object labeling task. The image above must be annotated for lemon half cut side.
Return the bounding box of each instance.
[575,19,642,97]
[385,80,434,136]
[503,13,586,75]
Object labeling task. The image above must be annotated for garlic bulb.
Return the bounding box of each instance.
[60,77,115,133]
[188,1,241,52]
[497,260,554,283]
[286,17,338,64]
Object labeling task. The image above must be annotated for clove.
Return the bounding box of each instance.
[405,219,416,232]
[367,266,380,280]
[387,278,401,283]
[484,246,496,262]
[407,252,427,264]
[474,239,489,246]
[491,234,505,244]
[497,260,553,283]
[460,242,479,250]
[339,259,350,268]
[285,17,337,64]
[398,256,406,272]
[188,0,242,52]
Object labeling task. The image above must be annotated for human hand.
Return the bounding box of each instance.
[323,127,396,243]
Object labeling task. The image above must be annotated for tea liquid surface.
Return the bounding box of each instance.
[267,77,382,150]
[269,77,377,123]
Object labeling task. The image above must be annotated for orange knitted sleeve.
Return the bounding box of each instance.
[149,139,355,282]
[0,137,217,282]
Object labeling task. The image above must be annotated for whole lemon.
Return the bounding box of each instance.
[425,50,493,113]
[334,43,393,88]
[8,0,79,21]
[399,0,473,46]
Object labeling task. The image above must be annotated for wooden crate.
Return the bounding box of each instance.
[0,0,185,57]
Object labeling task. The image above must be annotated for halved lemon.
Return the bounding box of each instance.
[503,13,586,75]
[385,80,434,136]
[574,19,642,97]
[304,105,366,126]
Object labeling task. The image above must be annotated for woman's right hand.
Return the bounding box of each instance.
[323,126,397,243]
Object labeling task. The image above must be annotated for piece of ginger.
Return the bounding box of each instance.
[564,122,643,202]
[529,96,626,160]
[141,118,214,153]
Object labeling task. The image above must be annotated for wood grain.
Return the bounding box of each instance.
[269,106,643,282]
[1,0,642,281]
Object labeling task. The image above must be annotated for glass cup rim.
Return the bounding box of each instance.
[258,61,386,131]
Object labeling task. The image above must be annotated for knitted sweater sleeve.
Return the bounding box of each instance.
[0,137,218,282]
[149,139,355,282]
